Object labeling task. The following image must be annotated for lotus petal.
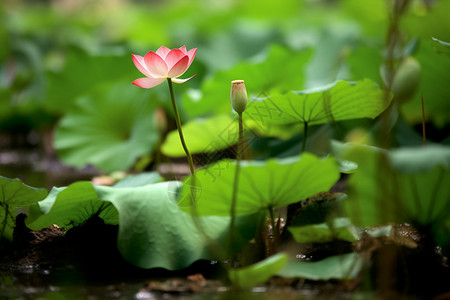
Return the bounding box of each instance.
[132,77,165,89]
[144,51,168,77]
[132,54,153,78]
[171,74,196,84]
[186,48,197,68]
[165,49,187,70]
[156,46,171,59]
[168,56,189,78]
[179,45,187,54]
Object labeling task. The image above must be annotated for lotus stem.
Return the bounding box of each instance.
[229,112,244,260]
[167,78,195,176]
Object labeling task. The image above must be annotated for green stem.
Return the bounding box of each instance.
[229,112,244,260]
[167,78,195,176]
[301,121,308,153]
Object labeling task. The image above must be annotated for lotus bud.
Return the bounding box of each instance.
[380,56,421,104]
[230,80,248,114]
[391,56,421,103]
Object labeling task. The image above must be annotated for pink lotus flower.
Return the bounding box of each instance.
[132,46,197,89]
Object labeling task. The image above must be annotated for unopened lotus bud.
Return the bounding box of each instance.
[230,80,248,114]
[380,56,421,104]
[391,56,421,103]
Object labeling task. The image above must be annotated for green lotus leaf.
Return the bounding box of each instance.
[343,144,450,227]
[245,79,390,127]
[161,113,304,158]
[54,83,160,173]
[228,252,288,287]
[28,181,259,270]
[161,114,238,157]
[304,25,359,88]
[278,253,363,280]
[95,182,260,270]
[288,218,357,244]
[0,176,48,240]
[113,172,163,188]
[179,153,340,216]
[347,42,383,85]
[27,182,116,230]
[44,47,137,115]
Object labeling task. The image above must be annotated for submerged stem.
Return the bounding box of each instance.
[229,112,244,259]
[167,78,195,176]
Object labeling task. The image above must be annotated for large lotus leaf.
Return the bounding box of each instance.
[245,79,390,127]
[161,113,303,157]
[347,42,383,85]
[113,172,163,188]
[343,145,450,227]
[0,176,48,240]
[182,45,312,117]
[28,181,259,270]
[340,0,388,37]
[228,253,288,287]
[388,146,450,225]
[179,153,340,216]
[196,21,283,72]
[277,253,363,280]
[288,218,357,244]
[54,83,160,173]
[95,182,260,270]
[304,25,359,88]
[44,47,137,115]
[161,114,238,157]
[0,176,48,207]
[27,182,117,230]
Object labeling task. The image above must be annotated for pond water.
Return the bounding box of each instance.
[0,268,355,300]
